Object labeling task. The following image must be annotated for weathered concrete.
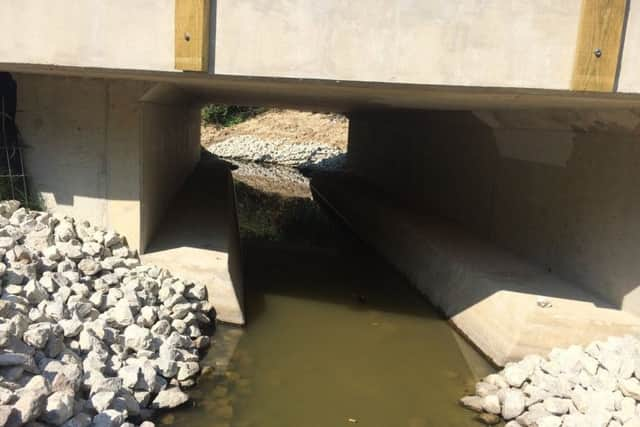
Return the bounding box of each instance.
[140,87,201,251]
[346,110,640,317]
[618,0,640,93]
[2,0,640,98]
[214,0,581,89]
[311,172,640,366]
[0,0,176,72]
[16,74,148,249]
[15,74,200,252]
[141,156,244,325]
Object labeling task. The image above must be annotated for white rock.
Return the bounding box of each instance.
[90,391,115,412]
[119,365,140,389]
[621,378,640,400]
[543,397,571,415]
[157,358,178,378]
[624,417,640,427]
[43,245,62,261]
[151,387,189,409]
[123,324,152,351]
[111,299,135,327]
[12,389,49,424]
[92,409,126,427]
[24,279,48,304]
[54,222,76,242]
[103,231,122,248]
[78,258,101,276]
[482,394,501,415]
[536,415,562,427]
[139,306,157,327]
[151,319,171,337]
[41,390,75,425]
[135,362,160,392]
[81,241,102,257]
[502,389,525,420]
[503,364,529,388]
[23,323,52,349]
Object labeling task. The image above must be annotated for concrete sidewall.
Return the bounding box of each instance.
[348,110,640,314]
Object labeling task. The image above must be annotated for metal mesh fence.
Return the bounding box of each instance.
[0,75,30,208]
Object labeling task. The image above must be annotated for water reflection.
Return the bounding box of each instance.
[162,162,494,427]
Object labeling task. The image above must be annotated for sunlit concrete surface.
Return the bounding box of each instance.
[312,172,640,366]
[141,155,244,325]
[14,73,200,252]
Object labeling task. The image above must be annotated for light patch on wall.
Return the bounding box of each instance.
[493,129,575,167]
[622,285,640,316]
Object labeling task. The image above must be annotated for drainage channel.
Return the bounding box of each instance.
[160,161,494,427]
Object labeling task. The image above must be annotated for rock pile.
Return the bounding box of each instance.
[460,335,640,426]
[0,201,214,426]
[208,136,347,170]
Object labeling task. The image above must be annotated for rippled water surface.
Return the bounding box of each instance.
[163,164,493,427]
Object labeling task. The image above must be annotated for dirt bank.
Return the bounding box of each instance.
[201,109,348,149]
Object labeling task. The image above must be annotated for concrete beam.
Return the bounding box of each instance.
[5,65,640,113]
[1,0,640,97]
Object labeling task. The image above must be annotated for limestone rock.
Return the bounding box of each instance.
[12,389,49,424]
[621,378,640,400]
[123,324,152,351]
[0,204,214,426]
[61,412,92,427]
[77,258,101,276]
[151,387,189,409]
[502,389,525,420]
[92,409,126,427]
[482,394,501,415]
[40,390,75,425]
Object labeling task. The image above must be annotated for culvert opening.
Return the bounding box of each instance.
[160,105,493,427]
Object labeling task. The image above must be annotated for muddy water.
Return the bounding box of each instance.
[163,162,493,427]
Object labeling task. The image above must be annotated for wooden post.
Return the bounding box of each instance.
[571,0,628,92]
[175,0,211,72]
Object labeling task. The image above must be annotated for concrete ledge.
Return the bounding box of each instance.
[141,155,244,325]
[311,172,640,366]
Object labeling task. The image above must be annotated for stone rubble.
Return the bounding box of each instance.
[0,201,215,426]
[208,136,347,170]
[460,335,640,426]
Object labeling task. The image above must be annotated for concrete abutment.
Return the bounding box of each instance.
[10,72,244,324]
[311,109,640,364]
[15,73,201,252]
[9,70,640,356]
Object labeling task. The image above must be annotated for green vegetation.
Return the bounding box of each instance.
[234,181,340,247]
[201,105,265,127]
[0,176,43,211]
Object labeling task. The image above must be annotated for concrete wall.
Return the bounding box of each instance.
[15,74,200,252]
[140,99,201,251]
[215,0,581,89]
[3,0,640,98]
[347,110,640,315]
[618,0,640,93]
[0,0,175,72]
[16,74,150,248]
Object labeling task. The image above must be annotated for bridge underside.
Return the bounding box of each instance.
[5,69,640,363]
[5,63,640,112]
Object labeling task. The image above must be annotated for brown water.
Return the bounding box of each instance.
[162,164,493,427]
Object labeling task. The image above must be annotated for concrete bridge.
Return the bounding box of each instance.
[3,0,640,365]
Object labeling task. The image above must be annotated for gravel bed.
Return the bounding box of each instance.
[461,335,640,426]
[207,136,347,170]
[0,201,214,426]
